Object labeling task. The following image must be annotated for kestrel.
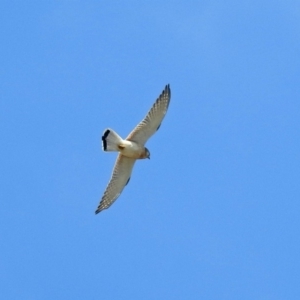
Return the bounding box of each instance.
[95,84,171,214]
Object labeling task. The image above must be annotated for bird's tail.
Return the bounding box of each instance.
[102,128,123,151]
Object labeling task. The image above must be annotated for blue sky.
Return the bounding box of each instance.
[1,1,300,299]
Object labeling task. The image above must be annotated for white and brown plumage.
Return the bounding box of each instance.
[95,84,171,214]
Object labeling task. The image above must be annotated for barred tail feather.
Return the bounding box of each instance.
[102,129,123,151]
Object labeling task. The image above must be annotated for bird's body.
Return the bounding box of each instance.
[95,84,171,214]
[118,139,148,159]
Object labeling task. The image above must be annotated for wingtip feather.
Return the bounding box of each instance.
[163,84,171,99]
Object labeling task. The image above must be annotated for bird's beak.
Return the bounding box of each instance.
[147,157,150,160]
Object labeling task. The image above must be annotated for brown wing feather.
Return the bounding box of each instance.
[126,84,171,145]
[95,154,136,213]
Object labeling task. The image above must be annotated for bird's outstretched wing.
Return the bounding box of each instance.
[126,84,171,145]
[95,154,136,213]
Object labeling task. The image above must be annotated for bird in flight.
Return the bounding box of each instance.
[95,84,171,214]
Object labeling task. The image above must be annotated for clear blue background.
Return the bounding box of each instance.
[1,1,300,299]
